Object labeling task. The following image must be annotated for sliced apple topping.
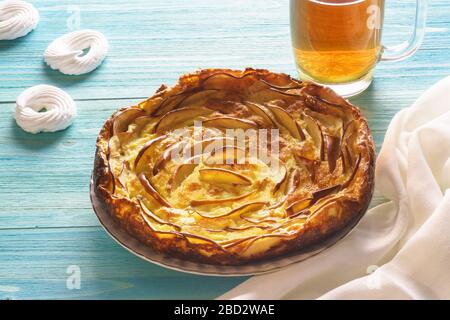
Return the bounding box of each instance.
[295,121,306,140]
[342,153,361,188]
[114,160,128,192]
[154,107,213,133]
[266,86,302,98]
[286,198,312,217]
[243,101,276,127]
[112,107,145,135]
[196,201,267,219]
[324,134,341,173]
[202,117,258,130]
[312,185,341,202]
[302,113,324,160]
[285,168,301,195]
[190,190,255,207]
[305,109,343,136]
[294,154,318,183]
[138,197,180,230]
[225,224,272,231]
[184,136,237,163]
[138,173,171,207]
[151,91,191,116]
[229,202,267,218]
[272,162,288,193]
[204,146,247,165]
[300,84,349,119]
[241,215,278,224]
[259,78,303,91]
[134,135,167,173]
[266,104,303,140]
[340,121,358,173]
[342,120,357,142]
[177,89,220,109]
[199,168,252,186]
[201,71,254,90]
[170,163,198,191]
[152,140,190,175]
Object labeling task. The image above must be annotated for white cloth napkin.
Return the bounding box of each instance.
[219,76,450,300]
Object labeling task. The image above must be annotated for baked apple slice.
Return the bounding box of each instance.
[199,168,252,186]
[203,116,258,130]
[154,107,212,133]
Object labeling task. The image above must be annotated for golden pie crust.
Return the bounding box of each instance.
[93,68,375,265]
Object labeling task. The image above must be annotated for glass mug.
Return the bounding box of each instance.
[290,0,428,97]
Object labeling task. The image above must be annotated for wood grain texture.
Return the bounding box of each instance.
[0,0,449,299]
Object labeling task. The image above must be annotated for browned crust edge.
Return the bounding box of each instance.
[92,68,375,265]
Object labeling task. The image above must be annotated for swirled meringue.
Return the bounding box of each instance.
[0,0,39,40]
[15,85,77,134]
[44,29,108,75]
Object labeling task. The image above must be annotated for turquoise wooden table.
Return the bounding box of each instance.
[0,0,449,299]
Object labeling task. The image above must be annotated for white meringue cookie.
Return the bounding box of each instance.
[44,29,108,75]
[15,85,77,134]
[0,0,39,40]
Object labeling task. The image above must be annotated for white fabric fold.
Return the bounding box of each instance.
[219,76,450,300]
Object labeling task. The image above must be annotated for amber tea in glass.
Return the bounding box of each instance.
[290,0,428,97]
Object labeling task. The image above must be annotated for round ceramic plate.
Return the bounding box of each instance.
[90,176,365,276]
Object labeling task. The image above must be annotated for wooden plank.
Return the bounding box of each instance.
[0,226,247,299]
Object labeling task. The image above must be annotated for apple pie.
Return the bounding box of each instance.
[93,68,375,265]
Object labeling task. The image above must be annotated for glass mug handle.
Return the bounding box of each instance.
[381,0,428,61]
